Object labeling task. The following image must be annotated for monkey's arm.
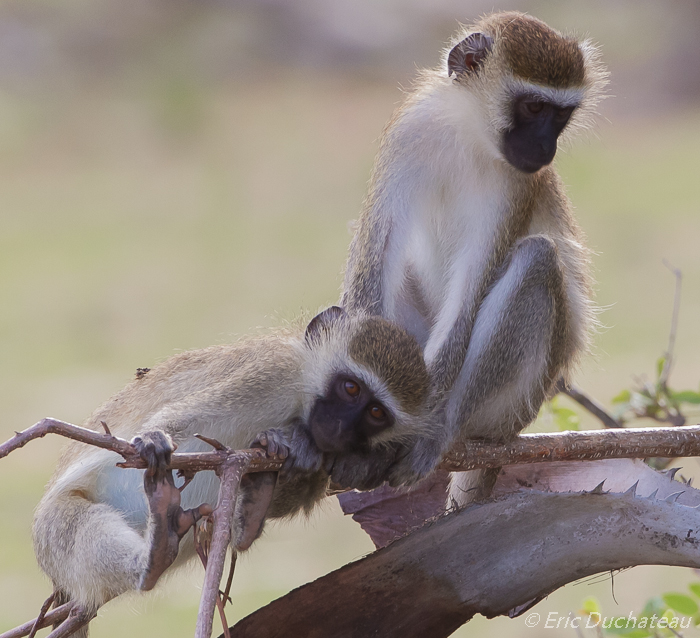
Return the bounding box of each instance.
[340,176,400,316]
[132,431,212,590]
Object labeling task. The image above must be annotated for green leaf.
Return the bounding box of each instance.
[606,629,652,637]
[612,389,632,404]
[580,596,600,615]
[656,357,666,378]
[553,406,580,431]
[673,390,700,405]
[662,593,698,615]
[641,597,666,618]
[605,625,651,637]
[689,582,700,599]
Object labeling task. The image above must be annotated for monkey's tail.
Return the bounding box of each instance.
[448,467,500,509]
[448,470,482,509]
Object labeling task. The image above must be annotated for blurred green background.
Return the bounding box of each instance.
[1,1,700,636]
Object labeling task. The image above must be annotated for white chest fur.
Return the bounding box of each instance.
[378,84,513,363]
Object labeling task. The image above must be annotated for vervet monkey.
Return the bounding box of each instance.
[33,307,430,630]
[339,12,607,496]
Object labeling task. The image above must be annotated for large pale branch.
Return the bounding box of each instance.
[227,486,700,638]
[341,457,700,549]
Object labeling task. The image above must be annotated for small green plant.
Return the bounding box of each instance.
[577,584,700,637]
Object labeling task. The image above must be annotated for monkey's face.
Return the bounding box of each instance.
[308,373,394,453]
[501,95,576,173]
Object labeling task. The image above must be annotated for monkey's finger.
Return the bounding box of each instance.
[176,503,213,538]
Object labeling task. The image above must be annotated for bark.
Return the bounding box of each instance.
[227,480,700,638]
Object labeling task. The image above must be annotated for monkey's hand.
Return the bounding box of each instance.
[134,431,213,590]
[232,429,291,552]
[275,426,325,477]
[325,444,403,491]
[252,428,290,461]
[386,435,445,487]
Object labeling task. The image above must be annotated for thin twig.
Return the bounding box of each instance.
[0,418,134,460]
[194,519,232,638]
[556,379,623,428]
[0,417,284,473]
[5,419,700,477]
[195,456,249,638]
[27,592,55,638]
[0,603,72,638]
[221,551,237,607]
[439,424,700,472]
[660,259,682,388]
[45,605,95,638]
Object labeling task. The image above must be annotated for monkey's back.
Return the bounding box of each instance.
[49,333,305,482]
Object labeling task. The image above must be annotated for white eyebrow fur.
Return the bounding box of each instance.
[507,78,585,107]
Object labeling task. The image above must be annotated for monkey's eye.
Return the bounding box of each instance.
[367,404,387,422]
[344,380,361,398]
[554,106,575,124]
[522,100,545,116]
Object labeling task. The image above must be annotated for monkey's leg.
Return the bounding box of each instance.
[232,429,288,552]
[134,431,212,590]
[448,235,566,504]
[449,235,565,438]
[33,474,163,630]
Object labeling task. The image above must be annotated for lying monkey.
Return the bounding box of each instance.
[32,306,431,633]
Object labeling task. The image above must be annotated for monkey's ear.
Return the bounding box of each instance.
[305,306,347,344]
[447,33,493,77]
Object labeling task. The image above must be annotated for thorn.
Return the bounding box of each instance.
[100,421,112,436]
[665,491,685,503]
[624,481,639,497]
[14,431,21,437]
[589,480,606,494]
[194,433,228,451]
[648,489,659,500]
[663,467,681,480]
[688,478,693,487]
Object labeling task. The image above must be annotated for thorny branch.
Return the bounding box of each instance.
[3,417,700,637]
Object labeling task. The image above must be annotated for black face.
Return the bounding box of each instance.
[308,374,394,453]
[501,96,576,173]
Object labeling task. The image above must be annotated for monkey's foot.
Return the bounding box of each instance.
[133,431,212,591]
